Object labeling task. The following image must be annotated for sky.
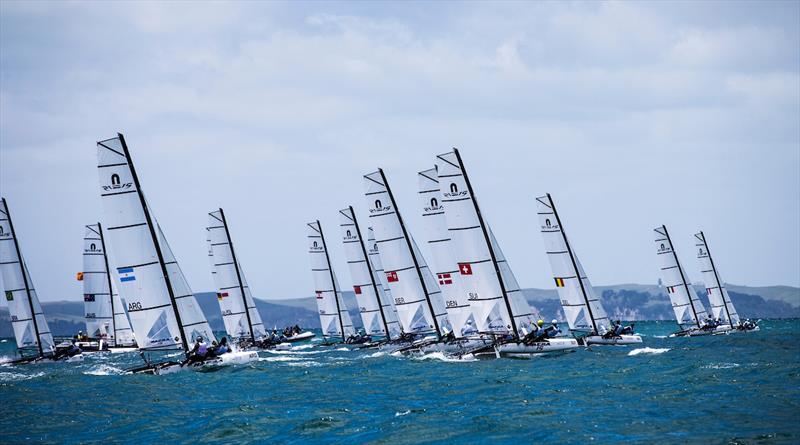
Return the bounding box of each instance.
[1,1,798,302]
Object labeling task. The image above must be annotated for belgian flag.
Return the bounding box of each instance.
[554,277,565,287]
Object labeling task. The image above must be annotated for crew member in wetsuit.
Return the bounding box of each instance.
[522,320,545,344]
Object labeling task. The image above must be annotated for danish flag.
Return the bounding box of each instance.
[437,273,452,285]
[458,263,473,275]
[386,271,399,282]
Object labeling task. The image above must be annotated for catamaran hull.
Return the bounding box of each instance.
[128,351,259,375]
[670,325,733,337]
[469,338,580,358]
[284,332,316,342]
[11,354,85,365]
[584,335,642,345]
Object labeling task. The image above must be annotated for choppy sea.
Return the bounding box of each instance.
[1,319,798,444]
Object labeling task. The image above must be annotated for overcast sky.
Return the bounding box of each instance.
[1,1,798,303]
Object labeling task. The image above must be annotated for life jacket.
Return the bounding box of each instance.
[197,341,208,356]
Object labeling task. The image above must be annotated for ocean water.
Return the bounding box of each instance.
[1,320,799,444]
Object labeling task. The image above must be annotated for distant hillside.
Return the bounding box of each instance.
[0,284,797,337]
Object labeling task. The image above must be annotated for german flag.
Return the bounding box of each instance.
[554,277,565,287]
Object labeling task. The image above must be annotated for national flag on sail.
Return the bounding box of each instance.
[353,285,362,295]
[76,272,84,281]
[315,291,324,299]
[5,291,12,301]
[667,286,676,294]
[458,263,473,275]
[217,292,229,301]
[386,271,399,282]
[706,288,712,295]
[84,294,96,302]
[117,267,136,282]
[554,277,565,287]
[437,273,452,285]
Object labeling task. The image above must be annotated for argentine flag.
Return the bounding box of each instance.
[118,267,136,282]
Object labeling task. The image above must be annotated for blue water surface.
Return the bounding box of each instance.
[1,320,798,444]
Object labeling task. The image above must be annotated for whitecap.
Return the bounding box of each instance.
[291,344,316,351]
[258,355,303,362]
[703,363,740,370]
[286,360,321,368]
[395,410,411,417]
[365,351,386,358]
[628,347,670,356]
[0,371,45,381]
[412,352,477,363]
[84,364,124,376]
[0,355,14,364]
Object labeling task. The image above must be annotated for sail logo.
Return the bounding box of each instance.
[117,267,136,282]
[541,218,560,230]
[368,199,391,215]
[102,173,133,192]
[343,229,358,241]
[658,243,670,253]
[0,226,7,238]
[84,242,101,253]
[442,183,467,199]
[424,197,443,212]
[310,240,323,252]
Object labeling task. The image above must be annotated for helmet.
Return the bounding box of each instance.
[537,320,544,327]
[197,336,203,342]
[551,319,558,325]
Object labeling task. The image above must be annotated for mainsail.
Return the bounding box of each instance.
[0,198,56,357]
[97,134,215,352]
[436,149,532,337]
[417,167,474,336]
[654,225,708,329]
[307,220,355,340]
[82,222,136,346]
[365,227,402,338]
[363,169,449,338]
[536,194,610,335]
[339,206,400,339]
[695,231,740,328]
[207,209,267,341]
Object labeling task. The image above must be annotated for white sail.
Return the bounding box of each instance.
[363,169,449,336]
[97,134,214,351]
[417,167,474,336]
[536,194,610,335]
[339,207,397,338]
[307,221,355,340]
[0,198,56,356]
[82,224,114,340]
[487,225,538,335]
[110,282,136,346]
[695,231,740,327]
[365,227,402,338]
[436,150,526,337]
[654,225,708,329]
[207,209,267,341]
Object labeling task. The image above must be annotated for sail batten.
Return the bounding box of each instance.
[0,198,56,357]
[654,225,708,329]
[363,169,449,338]
[97,134,215,353]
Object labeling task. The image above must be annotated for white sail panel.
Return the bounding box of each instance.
[535,194,610,335]
[417,168,474,337]
[435,151,516,336]
[110,282,136,346]
[363,170,448,336]
[207,210,267,341]
[487,225,538,336]
[695,232,740,327]
[365,227,402,338]
[339,207,390,337]
[654,225,708,329]
[307,221,355,340]
[82,224,116,342]
[0,198,56,356]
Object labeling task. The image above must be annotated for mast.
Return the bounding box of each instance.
[547,193,597,334]
[218,208,256,342]
[451,149,518,338]
[318,220,346,341]
[348,206,391,337]
[377,169,442,340]
[117,133,189,353]
[662,225,700,329]
[699,231,734,329]
[3,198,44,357]
[96,222,117,344]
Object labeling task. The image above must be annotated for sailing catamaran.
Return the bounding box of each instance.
[307,220,356,344]
[97,134,257,374]
[0,198,79,363]
[654,225,724,337]
[435,149,578,357]
[363,168,451,349]
[695,231,757,332]
[77,222,138,352]
[536,194,641,345]
[364,227,404,338]
[339,206,402,342]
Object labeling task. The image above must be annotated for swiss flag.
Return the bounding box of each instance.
[386,271,399,282]
[458,263,473,275]
[354,285,362,295]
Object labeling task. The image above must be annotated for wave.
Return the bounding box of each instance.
[628,347,670,356]
[258,355,303,362]
[703,363,740,369]
[84,364,124,376]
[0,371,45,381]
[291,344,316,351]
[395,409,426,417]
[365,351,386,358]
[412,352,477,363]
[0,355,14,364]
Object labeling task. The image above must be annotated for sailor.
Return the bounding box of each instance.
[293,325,301,335]
[613,320,624,336]
[442,329,456,342]
[187,336,209,364]
[621,323,636,335]
[460,320,478,337]
[542,320,561,339]
[216,337,230,354]
[54,340,82,361]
